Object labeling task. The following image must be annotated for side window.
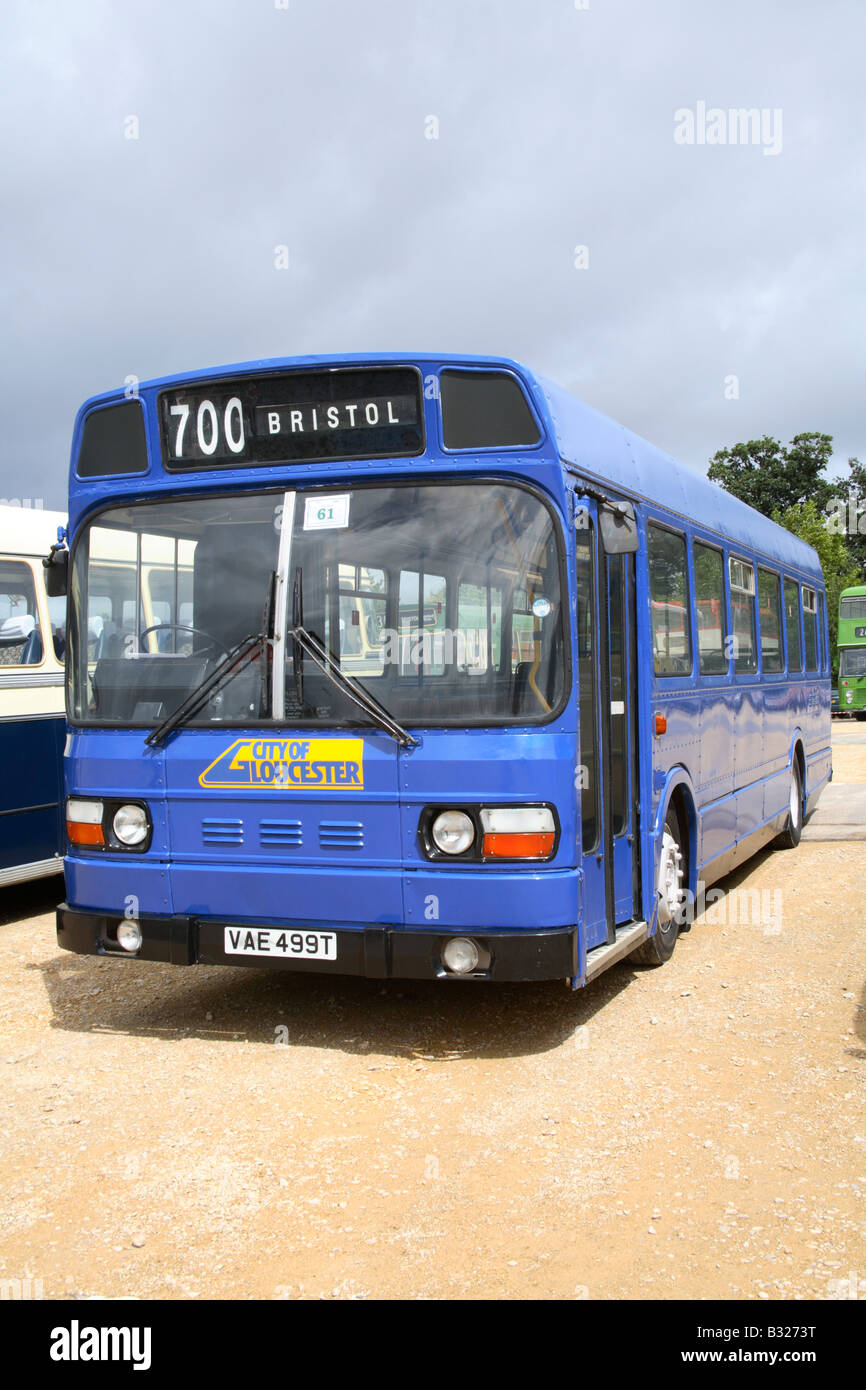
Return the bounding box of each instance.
[818,591,828,673]
[694,542,728,675]
[729,557,757,674]
[648,524,692,676]
[840,593,866,621]
[47,594,67,660]
[757,569,784,673]
[0,559,43,667]
[511,585,540,673]
[338,563,387,676]
[398,570,446,675]
[803,586,819,672]
[783,579,802,672]
[457,581,502,675]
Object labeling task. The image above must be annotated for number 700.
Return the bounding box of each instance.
[170,397,245,457]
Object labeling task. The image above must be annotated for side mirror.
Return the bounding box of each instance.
[43,544,68,598]
[599,500,638,554]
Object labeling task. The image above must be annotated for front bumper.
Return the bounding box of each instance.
[56,905,577,982]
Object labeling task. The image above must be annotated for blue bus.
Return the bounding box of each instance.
[50,355,831,987]
[0,504,67,887]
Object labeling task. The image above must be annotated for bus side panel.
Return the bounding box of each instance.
[696,685,736,866]
[0,714,65,870]
[730,683,764,842]
[647,689,701,827]
[759,678,795,822]
[804,679,832,807]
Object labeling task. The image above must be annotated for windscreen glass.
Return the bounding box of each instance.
[839,648,866,678]
[69,494,280,724]
[69,483,566,728]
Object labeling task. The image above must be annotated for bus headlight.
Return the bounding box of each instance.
[431,811,475,855]
[112,804,150,847]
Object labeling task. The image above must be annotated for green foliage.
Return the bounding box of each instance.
[771,499,862,675]
[708,433,834,515]
[827,457,866,574]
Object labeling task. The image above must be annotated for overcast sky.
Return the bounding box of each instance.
[1,0,863,508]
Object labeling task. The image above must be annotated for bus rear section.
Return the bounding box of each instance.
[58,478,583,982]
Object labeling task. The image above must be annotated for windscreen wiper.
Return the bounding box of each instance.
[144,631,267,748]
[146,574,279,748]
[289,622,419,749]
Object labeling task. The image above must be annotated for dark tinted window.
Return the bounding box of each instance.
[730,557,757,674]
[803,587,819,671]
[840,595,866,620]
[0,560,42,666]
[694,542,727,675]
[76,401,148,477]
[440,371,541,450]
[648,525,692,676]
[758,569,784,673]
[784,579,802,672]
[840,648,866,677]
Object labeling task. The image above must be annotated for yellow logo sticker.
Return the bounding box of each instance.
[199,738,364,790]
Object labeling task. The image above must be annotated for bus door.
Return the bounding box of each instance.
[574,497,639,952]
[608,551,639,923]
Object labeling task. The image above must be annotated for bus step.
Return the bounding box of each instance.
[584,920,648,983]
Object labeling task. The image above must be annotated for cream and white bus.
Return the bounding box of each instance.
[0,505,67,886]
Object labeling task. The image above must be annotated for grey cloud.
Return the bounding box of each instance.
[0,0,863,506]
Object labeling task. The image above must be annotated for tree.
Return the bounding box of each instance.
[827,457,866,574]
[708,433,834,516]
[771,499,862,676]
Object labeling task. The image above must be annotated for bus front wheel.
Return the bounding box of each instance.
[634,810,684,966]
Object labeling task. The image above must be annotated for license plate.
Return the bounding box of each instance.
[223,927,337,960]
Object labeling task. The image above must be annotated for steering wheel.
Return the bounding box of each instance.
[139,624,230,658]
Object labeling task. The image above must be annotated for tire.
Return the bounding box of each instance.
[633,807,685,966]
[775,759,803,849]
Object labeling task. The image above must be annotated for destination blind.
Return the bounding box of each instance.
[159,366,424,467]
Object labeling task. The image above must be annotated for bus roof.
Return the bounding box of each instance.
[73,352,822,579]
[840,584,866,598]
[533,371,823,577]
[0,504,66,558]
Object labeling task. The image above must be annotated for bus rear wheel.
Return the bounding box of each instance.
[634,809,684,967]
[775,759,803,849]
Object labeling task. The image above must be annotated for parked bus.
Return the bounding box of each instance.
[50,355,831,987]
[837,584,866,718]
[0,505,67,886]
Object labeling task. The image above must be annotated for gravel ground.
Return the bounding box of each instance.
[0,731,864,1301]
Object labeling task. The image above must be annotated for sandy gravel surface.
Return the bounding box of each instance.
[829,721,866,782]
[1,823,863,1302]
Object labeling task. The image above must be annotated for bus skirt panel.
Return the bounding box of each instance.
[55,905,578,982]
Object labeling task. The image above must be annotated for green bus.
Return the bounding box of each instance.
[838,584,866,717]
